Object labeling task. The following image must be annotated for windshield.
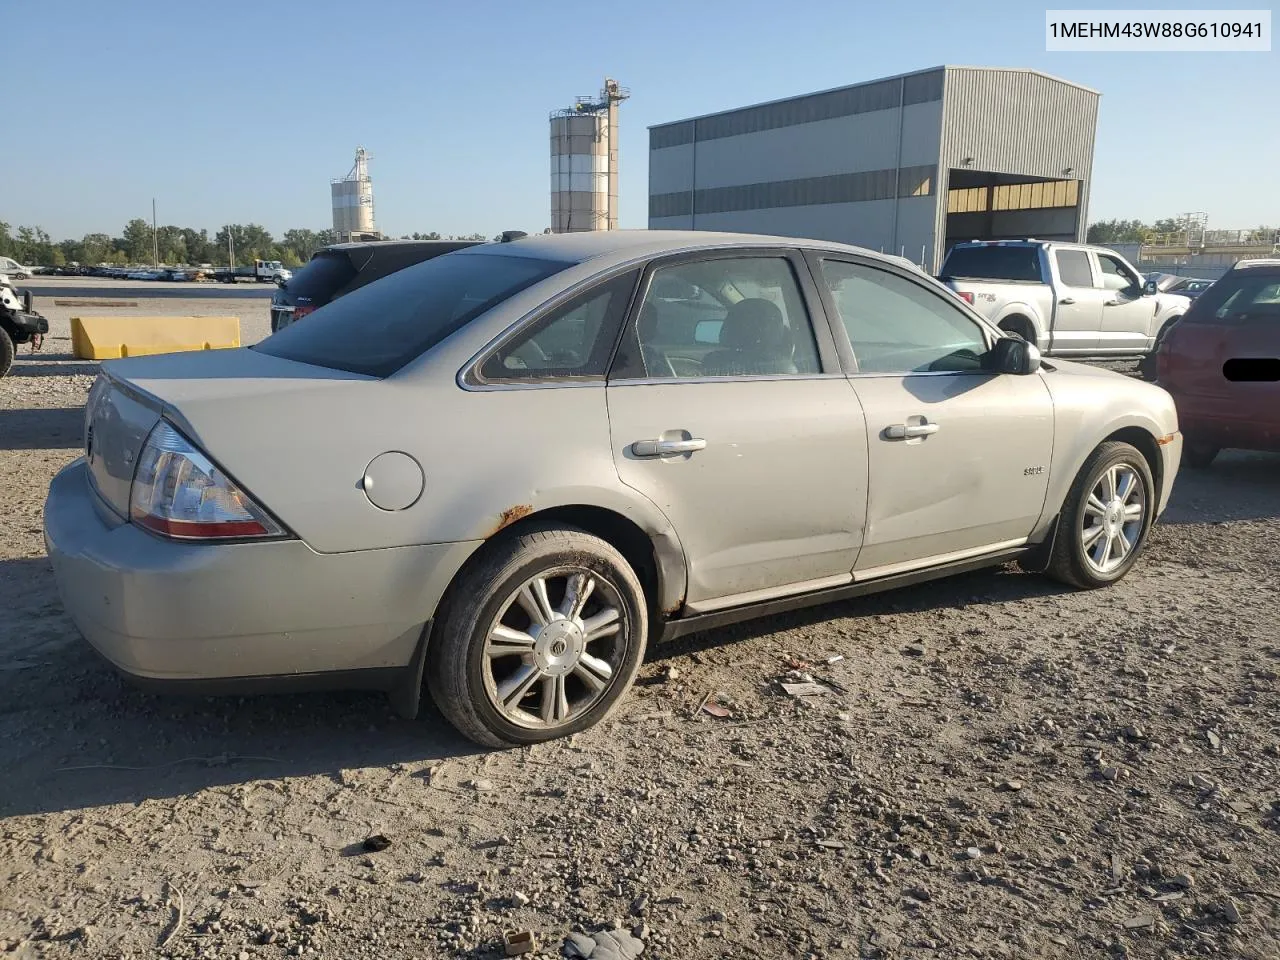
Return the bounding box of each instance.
[254,252,571,377]
[942,245,1043,282]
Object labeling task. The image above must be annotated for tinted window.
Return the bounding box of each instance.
[286,252,357,301]
[255,253,570,377]
[1096,254,1138,292]
[625,257,821,379]
[821,260,988,374]
[479,270,637,381]
[1189,276,1280,323]
[1054,250,1093,287]
[941,246,1042,282]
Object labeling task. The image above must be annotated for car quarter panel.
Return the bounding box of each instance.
[1037,361,1181,524]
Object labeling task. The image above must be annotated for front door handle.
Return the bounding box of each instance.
[1059,297,1076,305]
[631,437,707,458]
[884,421,940,440]
[1104,299,1120,306]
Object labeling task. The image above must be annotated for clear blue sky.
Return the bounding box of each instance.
[4,0,1276,240]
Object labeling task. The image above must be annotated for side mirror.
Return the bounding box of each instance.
[1143,279,1159,296]
[985,336,1042,375]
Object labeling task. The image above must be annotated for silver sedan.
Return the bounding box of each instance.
[44,231,1182,746]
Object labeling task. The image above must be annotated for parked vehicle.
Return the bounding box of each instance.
[940,240,1189,358]
[0,275,49,377]
[215,259,292,284]
[45,231,1182,746]
[1155,258,1280,466]
[271,239,484,332]
[1148,273,1215,301]
[0,256,32,280]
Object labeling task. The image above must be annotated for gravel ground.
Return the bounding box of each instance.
[1,294,1278,960]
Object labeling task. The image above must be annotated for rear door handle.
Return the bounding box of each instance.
[884,421,940,440]
[1058,297,1076,305]
[631,437,707,458]
[1104,299,1120,306]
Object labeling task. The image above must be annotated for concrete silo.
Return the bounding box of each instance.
[550,79,628,233]
[331,147,379,242]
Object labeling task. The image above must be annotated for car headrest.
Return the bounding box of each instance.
[719,298,790,353]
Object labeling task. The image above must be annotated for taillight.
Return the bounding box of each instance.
[956,291,975,305]
[129,422,286,541]
[293,304,315,321]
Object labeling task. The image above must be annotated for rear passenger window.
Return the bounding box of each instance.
[1055,250,1093,287]
[478,270,637,382]
[623,257,821,379]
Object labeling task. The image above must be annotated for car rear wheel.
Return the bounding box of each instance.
[1046,441,1155,590]
[0,328,15,379]
[427,525,648,747]
[1182,442,1219,469]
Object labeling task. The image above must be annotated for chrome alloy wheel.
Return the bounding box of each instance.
[482,568,628,730]
[1081,463,1147,575]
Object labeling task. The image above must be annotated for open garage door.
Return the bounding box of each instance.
[943,170,1082,259]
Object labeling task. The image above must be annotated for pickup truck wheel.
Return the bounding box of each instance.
[0,328,15,379]
[1046,441,1154,590]
[426,524,648,747]
[998,316,1035,345]
[1138,316,1181,381]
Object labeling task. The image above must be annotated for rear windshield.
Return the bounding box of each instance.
[1186,273,1280,324]
[942,246,1043,282]
[286,252,358,301]
[254,253,571,377]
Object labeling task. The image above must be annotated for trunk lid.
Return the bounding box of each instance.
[84,348,372,519]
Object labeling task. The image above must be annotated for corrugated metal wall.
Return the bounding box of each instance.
[935,68,1100,263]
[647,67,1100,272]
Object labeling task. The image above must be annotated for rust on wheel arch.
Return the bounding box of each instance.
[490,504,534,537]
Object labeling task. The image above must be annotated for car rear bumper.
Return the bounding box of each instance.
[1165,391,1280,451]
[43,459,479,687]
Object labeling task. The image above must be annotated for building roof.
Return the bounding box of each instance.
[648,65,1098,131]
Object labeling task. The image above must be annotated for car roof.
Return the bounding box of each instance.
[453,229,908,270]
[1232,258,1280,271]
[320,239,485,254]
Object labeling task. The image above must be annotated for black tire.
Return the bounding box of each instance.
[0,328,15,379]
[1138,316,1180,381]
[426,524,648,747]
[1182,442,1219,469]
[1046,441,1156,590]
[998,316,1036,346]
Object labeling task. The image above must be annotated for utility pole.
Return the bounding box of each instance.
[227,227,235,270]
[152,198,159,267]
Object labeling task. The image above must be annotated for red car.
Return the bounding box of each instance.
[1156,259,1280,467]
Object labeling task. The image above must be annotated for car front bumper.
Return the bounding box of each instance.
[1158,430,1182,515]
[43,459,479,688]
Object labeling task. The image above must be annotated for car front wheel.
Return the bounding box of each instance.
[1046,441,1155,589]
[427,525,648,747]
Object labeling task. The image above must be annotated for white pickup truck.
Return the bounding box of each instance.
[939,240,1189,363]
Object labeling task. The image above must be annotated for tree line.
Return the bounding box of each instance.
[0,219,491,268]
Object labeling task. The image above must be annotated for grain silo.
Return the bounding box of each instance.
[331,147,379,242]
[550,78,629,233]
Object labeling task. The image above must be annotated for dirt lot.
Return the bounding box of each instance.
[1,308,1278,959]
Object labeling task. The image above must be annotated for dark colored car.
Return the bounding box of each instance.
[1156,259,1280,466]
[270,240,484,332]
[1147,273,1215,301]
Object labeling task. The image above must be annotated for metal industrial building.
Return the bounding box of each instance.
[648,66,1099,273]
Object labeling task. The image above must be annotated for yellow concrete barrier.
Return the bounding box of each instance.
[71,316,241,360]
